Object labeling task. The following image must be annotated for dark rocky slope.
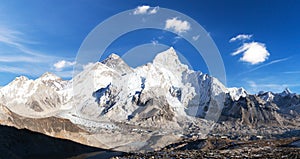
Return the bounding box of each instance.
[0,125,123,159]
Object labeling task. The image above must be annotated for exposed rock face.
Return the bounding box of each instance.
[258,89,300,114]
[0,104,87,142]
[0,47,299,153]
[220,94,283,126]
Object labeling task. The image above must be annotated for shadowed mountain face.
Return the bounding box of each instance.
[0,125,123,159]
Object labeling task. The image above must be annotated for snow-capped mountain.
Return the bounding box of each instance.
[0,47,299,152]
[0,72,67,117]
[257,89,300,117]
[73,48,231,123]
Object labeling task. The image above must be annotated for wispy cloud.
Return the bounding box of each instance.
[247,80,300,93]
[133,5,159,15]
[0,64,74,79]
[0,27,29,47]
[0,65,39,76]
[0,55,42,63]
[229,34,252,42]
[242,57,289,74]
[0,26,60,63]
[151,40,158,46]
[172,36,182,44]
[284,71,300,74]
[231,42,270,65]
[149,6,159,14]
[0,27,49,58]
[165,17,191,34]
[0,26,71,77]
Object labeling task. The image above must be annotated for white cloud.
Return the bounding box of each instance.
[53,60,76,71]
[229,34,252,42]
[133,5,159,15]
[165,17,191,34]
[134,5,149,15]
[231,42,270,64]
[192,34,200,41]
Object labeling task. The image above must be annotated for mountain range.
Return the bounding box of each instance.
[0,47,299,152]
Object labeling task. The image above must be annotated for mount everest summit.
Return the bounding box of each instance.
[0,47,299,152]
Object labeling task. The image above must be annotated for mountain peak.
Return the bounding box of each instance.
[167,46,176,53]
[15,76,29,81]
[153,47,179,65]
[153,47,178,62]
[228,87,247,101]
[279,87,293,97]
[109,53,121,59]
[101,53,132,74]
[101,53,124,65]
[283,88,292,94]
[39,72,61,81]
[152,47,189,72]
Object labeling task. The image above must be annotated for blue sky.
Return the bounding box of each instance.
[0,0,300,93]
